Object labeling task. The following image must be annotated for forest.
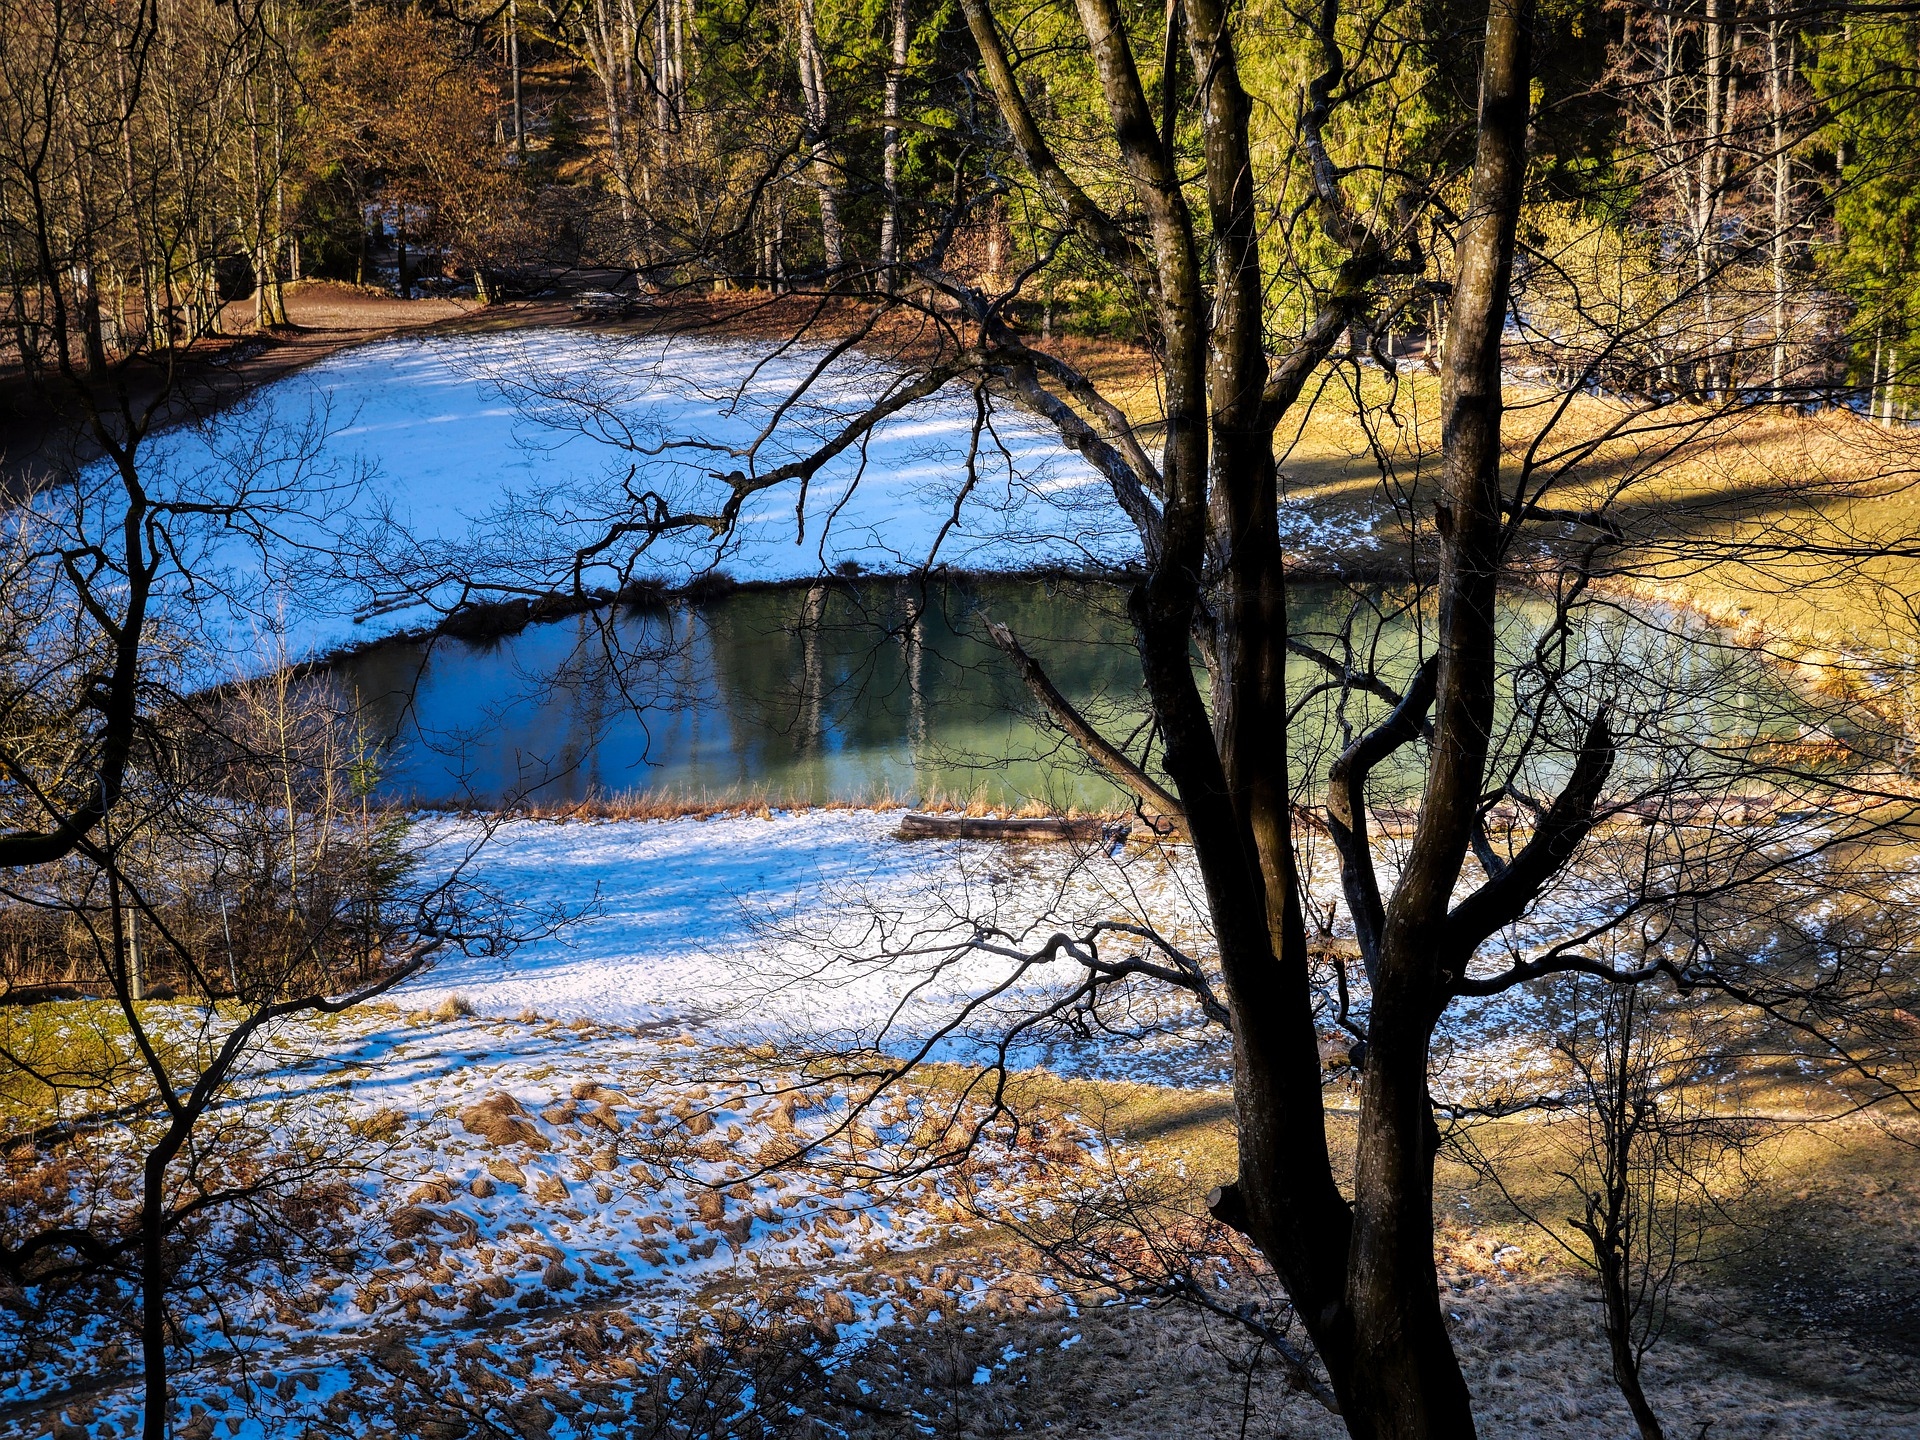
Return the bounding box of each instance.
[3,0,1920,1436]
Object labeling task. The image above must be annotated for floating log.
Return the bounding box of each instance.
[892,813,1130,843]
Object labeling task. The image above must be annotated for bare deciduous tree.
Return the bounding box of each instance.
[0,657,505,1440]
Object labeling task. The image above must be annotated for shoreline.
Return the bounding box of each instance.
[24,298,1903,739]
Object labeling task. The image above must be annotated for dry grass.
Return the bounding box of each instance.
[13,996,1908,1436]
[814,1252,1919,1437]
[1315,371,1920,672]
[940,327,1920,672]
[440,787,1138,825]
[940,1065,1920,1435]
[457,1091,550,1151]
[643,304,1920,678]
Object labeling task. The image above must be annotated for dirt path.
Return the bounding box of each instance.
[0,282,583,488]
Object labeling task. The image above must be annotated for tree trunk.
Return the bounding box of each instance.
[77,262,109,379]
[797,0,844,269]
[879,0,908,286]
[139,1141,175,1440]
[1696,0,1730,399]
[1872,322,1884,419]
[1767,13,1790,401]
[1594,1223,1667,1440]
[268,72,290,326]
[653,0,673,137]
[114,44,158,353]
[510,0,525,152]
[953,0,1547,1428]
[1342,0,1535,1431]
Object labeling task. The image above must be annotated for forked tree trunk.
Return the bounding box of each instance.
[956,0,1541,1428]
[1339,3,1536,1431]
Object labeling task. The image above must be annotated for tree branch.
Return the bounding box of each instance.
[1445,710,1616,971]
[984,619,1186,831]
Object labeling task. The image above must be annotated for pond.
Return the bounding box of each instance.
[336,576,1813,810]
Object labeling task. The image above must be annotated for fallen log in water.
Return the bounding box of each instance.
[893,813,1131,843]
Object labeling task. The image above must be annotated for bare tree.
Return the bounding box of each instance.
[1456,977,1769,1440]
[0,658,506,1440]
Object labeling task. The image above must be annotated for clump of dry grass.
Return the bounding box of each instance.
[571,1080,631,1106]
[345,1107,408,1142]
[458,1092,548,1151]
[428,993,473,1022]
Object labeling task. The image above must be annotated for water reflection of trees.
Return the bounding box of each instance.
[334,576,1811,813]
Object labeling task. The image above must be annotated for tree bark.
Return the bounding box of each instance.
[879,0,909,286]
[1590,1192,1667,1440]
[510,0,525,153]
[1767,12,1790,401]
[951,0,1552,1429]
[985,621,1185,827]
[139,1132,182,1440]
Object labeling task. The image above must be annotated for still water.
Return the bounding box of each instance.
[336,577,1803,809]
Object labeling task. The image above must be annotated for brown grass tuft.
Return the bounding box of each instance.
[570,1080,631,1105]
[346,1107,408,1143]
[429,786,1141,826]
[388,1206,437,1240]
[459,1092,550,1150]
[429,993,475,1022]
[484,1158,527,1188]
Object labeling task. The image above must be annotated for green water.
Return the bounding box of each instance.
[336,577,1805,809]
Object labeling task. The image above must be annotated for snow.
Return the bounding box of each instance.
[119,330,1137,661]
[101,327,1392,670]
[3,811,1229,1437]
[397,808,1231,1086]
[6,1002,1086,1439]
[390,807,1612,1093]
[3,808,1701,1436]
[404,808,1256,1080]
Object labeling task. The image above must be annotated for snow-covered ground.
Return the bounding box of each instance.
[2,810,1651,1437]
[91,328,1382,665]
[6,813,1227,1439]
[6,1002,1100,1439]
[118,331,1125,660]
[400,808,1231,1086]
[385,808,1599,1100]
